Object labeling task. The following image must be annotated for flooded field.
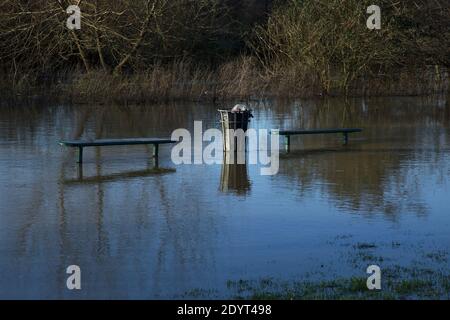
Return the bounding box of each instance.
[0,96,449,299]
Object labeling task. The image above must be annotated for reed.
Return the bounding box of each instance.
[1,59,448,107]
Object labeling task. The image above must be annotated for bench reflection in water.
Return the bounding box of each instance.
[64,167,176,185]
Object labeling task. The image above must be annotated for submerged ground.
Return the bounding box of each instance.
[0,96,449,299]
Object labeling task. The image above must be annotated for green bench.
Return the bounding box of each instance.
[272,128,363,152]
[59,138,177,164]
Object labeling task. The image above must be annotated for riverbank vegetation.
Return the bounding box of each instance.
[1,0,449,104]
[225,268,450,300]
[183,241,450,299]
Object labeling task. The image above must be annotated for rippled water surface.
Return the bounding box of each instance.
[0,97,449,299]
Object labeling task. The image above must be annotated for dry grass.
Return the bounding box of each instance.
[1,58,448,106]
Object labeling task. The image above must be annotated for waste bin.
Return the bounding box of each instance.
[219,106,253,152]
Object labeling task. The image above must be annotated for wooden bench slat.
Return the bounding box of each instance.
[274,128,362,135]
[59,138,177,147]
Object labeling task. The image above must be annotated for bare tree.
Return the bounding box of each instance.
[0,0,234,74]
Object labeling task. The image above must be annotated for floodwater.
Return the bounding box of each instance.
[0,96,449,299]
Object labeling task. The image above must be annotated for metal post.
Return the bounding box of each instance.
[343,133,349,145]
[153,144,159,166]
[285,135,291,153]
[153,144,159,158]
[78,147,83,164]
[77,164,84,180]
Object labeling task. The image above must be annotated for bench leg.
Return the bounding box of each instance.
[153,144,159,158]
[343,133,349,145]
[77,147,83,164]
[285,135,291,153]
[153,144,159,168]
[77,164,84,180]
